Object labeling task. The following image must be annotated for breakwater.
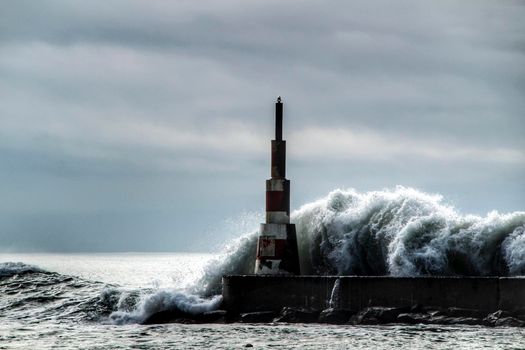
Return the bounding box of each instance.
[222,275,525,313]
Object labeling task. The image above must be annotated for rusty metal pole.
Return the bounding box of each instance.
[275,97,283,141]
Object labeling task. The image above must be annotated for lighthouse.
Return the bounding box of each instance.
[254,97,300,275]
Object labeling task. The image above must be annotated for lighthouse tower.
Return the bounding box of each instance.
[254,97,300,275]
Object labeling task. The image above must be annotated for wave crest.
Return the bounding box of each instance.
[294,187,525,276]
[0,262,46,278]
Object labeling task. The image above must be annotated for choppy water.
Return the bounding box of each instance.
[2,255,525,349]
[2,187,525,349]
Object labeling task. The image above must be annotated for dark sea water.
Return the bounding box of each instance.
[1,254,525,350]
[2,188,525,348]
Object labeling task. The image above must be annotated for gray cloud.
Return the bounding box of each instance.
[0,0,523,252]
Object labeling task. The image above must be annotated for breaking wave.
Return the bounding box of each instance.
[197,186,525,296]
[293,187,525,277]
[111,187,525,323]
[2,187,524,324]
[0,261,45,277]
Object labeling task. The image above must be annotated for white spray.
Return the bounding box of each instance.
[109,187,525,324]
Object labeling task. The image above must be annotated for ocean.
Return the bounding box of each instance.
[1,253,525,350]
[2,187,525,349]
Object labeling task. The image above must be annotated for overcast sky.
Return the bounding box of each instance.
[1,0,524,252]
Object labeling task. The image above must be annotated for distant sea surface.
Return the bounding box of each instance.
[0,252,212,289]
[1,253,525,350]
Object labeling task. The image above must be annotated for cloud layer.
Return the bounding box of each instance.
[0,0,524,251]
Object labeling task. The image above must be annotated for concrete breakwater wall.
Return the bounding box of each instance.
[222,275,525,313]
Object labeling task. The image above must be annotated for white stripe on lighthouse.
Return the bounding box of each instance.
[266,211,290,224]
[254,259,288,274]
[260,223,289,239]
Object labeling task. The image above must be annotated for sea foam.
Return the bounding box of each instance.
[293,187,525,277]
[109,187,525,323]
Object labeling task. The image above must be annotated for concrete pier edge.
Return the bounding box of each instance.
[222,275,525,313]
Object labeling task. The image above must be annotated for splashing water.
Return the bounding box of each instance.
[115,187,524,323]
[2,187,524,325]
[293,187,525,277]
[328,278,341,309]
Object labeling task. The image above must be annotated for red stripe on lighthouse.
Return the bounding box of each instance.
[266,191,289,212]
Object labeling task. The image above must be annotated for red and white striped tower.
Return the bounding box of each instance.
[254,97,300,275]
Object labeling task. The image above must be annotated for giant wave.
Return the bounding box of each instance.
[141,186,525,324]
[3,187,524,324]
[198,186,525,296]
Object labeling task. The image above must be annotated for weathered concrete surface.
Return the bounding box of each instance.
[222,275,525,313]
[499,278,525,311]
[223,276,335,312]
[340,276,499,312]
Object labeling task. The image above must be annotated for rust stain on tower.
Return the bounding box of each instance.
[254,97,300,274]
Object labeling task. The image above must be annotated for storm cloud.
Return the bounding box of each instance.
[0,0,524,251]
